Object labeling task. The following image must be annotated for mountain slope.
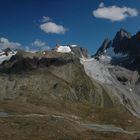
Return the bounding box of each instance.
[0,46,140,139]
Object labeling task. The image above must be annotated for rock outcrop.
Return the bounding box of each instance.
[94,38,112,58]
[93,29,140,73]
[70,46,88,58]
[112,29,131,54]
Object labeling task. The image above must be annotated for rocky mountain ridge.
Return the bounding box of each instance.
[94,29,140,73]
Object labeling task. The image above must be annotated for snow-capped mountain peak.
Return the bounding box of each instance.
[94,29,131,63]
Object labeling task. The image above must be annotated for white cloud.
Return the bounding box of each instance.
[99,2,104,8]
[93,2,138,21]
[31,39,51,51]
[41,16,51,22]
[0,37,21,50]
[40,22,67,34]
[25,46,38,53]
[31,39,46,47]
[40,16,67,34]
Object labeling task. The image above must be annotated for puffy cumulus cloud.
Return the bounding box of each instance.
[40,22,67,34]
[40,16,67,34]
[31,39,51,51]
[93,2,138,21]
[0,37,21,50]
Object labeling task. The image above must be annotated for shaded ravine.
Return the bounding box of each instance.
[81,58,140,118]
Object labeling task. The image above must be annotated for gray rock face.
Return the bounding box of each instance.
[112,30,140,72]
[93,29,140,73]
[112,29,131,54]
[112,29,140,57]
[94,29,131,59]
[94,39,112,58]
[70,46,88,58]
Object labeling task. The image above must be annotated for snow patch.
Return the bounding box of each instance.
[0,51,17,64]
[98,54,111,62]
[70,45,78,47]
[97,47,128,63]
[129,88,132,92]
[106,47,127,58]
[56,45,71,53]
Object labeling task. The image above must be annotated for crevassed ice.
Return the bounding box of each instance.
[80,58,112,84]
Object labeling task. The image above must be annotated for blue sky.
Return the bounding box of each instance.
[0,0,140,53]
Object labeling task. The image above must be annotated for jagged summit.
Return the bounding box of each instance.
[94,29,140,70]
[94,29,132,60]
[112,28,131,54]
[116,28,131,39]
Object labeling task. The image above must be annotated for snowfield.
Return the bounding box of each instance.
[56,45,71,53]
[0,51,17,64]
[70,45,77,47]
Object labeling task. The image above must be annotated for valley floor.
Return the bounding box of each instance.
[0,112,139,140]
